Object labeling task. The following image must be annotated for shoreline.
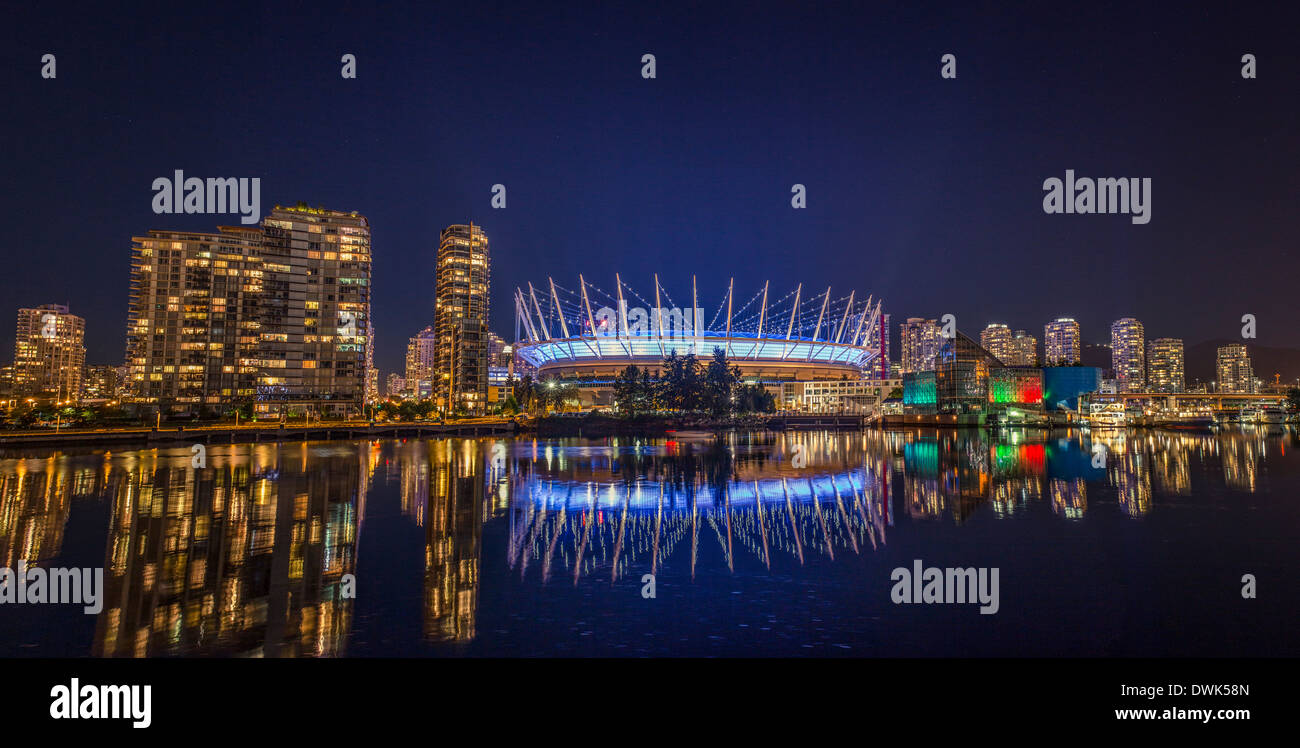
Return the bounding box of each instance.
[0,415,1278,449]
[0,418,520,449]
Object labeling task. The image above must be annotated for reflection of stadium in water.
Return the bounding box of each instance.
[498,428,1289,586]
[506,434,893,582]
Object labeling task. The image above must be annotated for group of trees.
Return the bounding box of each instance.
[375,399,438,422]
[509,375,578,415]
[612,347,775,416]
[499,347,776,417]
[1,399,143,429]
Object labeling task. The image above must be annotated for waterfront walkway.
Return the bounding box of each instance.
[0,417,521,447]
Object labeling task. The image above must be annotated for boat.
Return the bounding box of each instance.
[665,430,716,441]
[1086,402,1126,429]
[1153,412,1216,431]
[1258,406,1288,425]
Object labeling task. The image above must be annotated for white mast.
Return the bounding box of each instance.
[653,273,665,356]
[812,287,830,342]
[724,278,734,357]
[579,274,601,359]
[528,283,551,340]
[754,280,769,359]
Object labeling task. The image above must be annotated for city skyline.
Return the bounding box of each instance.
[3,195,1291,385]
[3,1,1299,718]
[4,268,1278,408]
[3,3,1298,379]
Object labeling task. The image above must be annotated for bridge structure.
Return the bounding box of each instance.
[1086,391,1293,420]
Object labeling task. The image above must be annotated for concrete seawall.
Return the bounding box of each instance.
[0,419,522,448]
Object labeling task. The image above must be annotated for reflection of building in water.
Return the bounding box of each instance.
[1049,478,1087,519]
[1111,449,1151,517]
[0,454,115,567]
[989,442,1044,517]
[424,440,483,642]
[92,443,363,657]
[903,435,1043,522]
[508,433,892,583]
[1150,436,1192,495]
[1220,432,1262,492]
[0,457,79,567]
[903,440,944,519]
[398,440,431,526]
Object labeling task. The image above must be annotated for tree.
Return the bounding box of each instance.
[512,374,537,414]
[681,353,703,411]
[639,368,657,411]
[658,351,705,412]
[227,402,254,421]
[536,376,578,413]
[702,347,738,415]
[499,393,519,415]
[613,364,643,415]
[658,351,683,411]
[734,383,776,413]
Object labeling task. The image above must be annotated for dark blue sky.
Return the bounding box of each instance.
[3,0,1297,376]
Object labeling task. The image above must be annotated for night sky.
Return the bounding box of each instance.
[3,0,1297,377]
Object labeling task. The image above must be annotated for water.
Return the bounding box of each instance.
[1,427,1296,657]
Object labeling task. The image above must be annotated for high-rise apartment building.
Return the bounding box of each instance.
[386,373,406,399]
[126,205,371,417]
[258,205,372,417]
[434,224,490,414]
[980,323,1012,364]
[1044,318,1081,366]
[871,311,891,379]
[13,304,85,402]
[488,332,510,367]
[900,317,942,374]
[1110,317,1145,393]
[83,365,123,400]
[1007,329,1038,367]
[126,227,264,410]
[1146,337,1185,393]
[1216,343,1255,394]
[366,366,379,405]
[406,326,437,399]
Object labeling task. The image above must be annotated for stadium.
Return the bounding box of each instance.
[513,275,885,408]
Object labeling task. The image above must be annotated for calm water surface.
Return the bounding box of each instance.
[1,428,1296,657]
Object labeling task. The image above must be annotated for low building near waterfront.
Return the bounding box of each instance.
[902,332,1047,423]
[1042,366,1102,411]
[782,377,902,412]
